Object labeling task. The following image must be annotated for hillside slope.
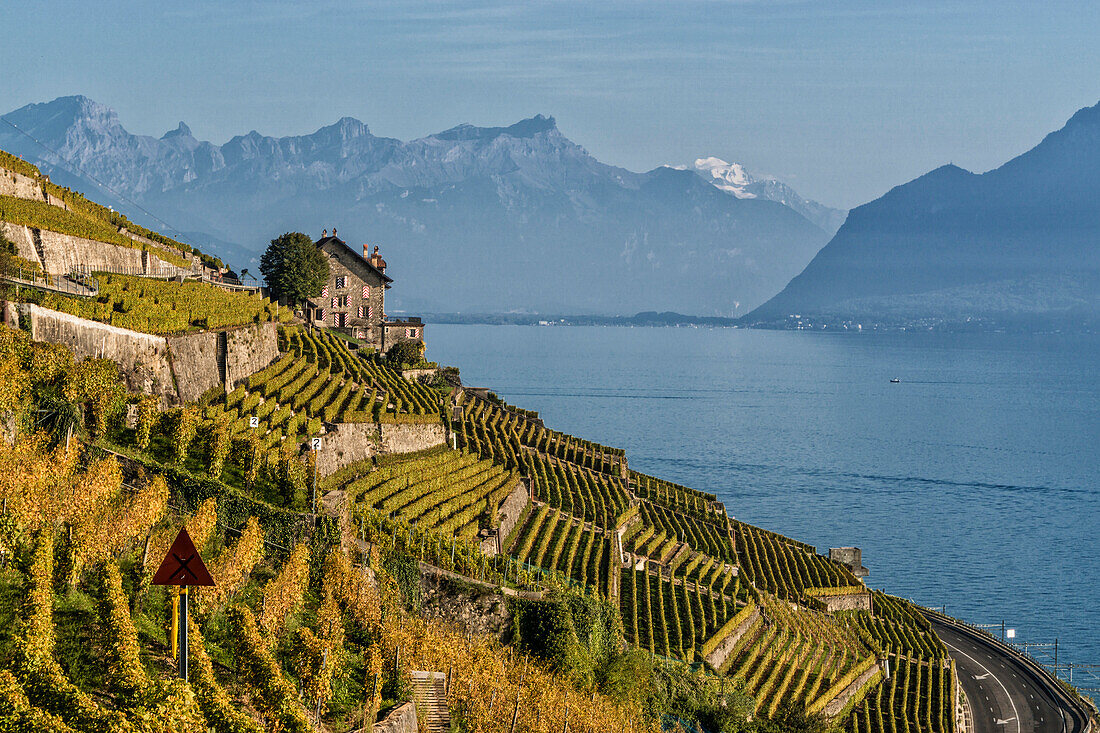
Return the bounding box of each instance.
[1,96,832,315]
[747,100,1100,328]
[0,168,983,733]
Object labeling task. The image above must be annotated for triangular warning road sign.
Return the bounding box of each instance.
[151,528,215,586]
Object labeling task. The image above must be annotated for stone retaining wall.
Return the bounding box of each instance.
[704,605,761,670]
[381,421,446,454]
[19,303,278,406]
[823,661,885,717]
[226,321,280,388]
[314,422,382,477]
[494,481,530,555]
[165,331,222,403]
[1,223,43,263]
[813,591,872,612]
[0,222,191,277]
[372,701,418,733]
[0,169,45,201]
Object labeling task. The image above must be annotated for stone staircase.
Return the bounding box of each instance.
[410,671,449,732]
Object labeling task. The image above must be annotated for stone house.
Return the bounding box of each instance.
[306,232,424,354]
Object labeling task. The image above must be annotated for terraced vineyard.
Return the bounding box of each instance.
[99,324,445,511]
[503,504,615,596]
[630,470,726,523]
[31,273,292,333]
[337,446,520,541]
[458,392,625,474]
[734,520,862,601]
[279,326,441,417]
[623,501,735,565]
[849,658,956,733]
[1,148,215,265]
[619,565,745,661]
[842,593,949,661]
[456,402,630,529]
[718,597,879,717]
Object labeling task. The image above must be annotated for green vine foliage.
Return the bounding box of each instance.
[168,405,200,465]
[0,669,78,733]
[205,419,233,480]
[135,394,160,451]
[187,619,264,733]
[96,561,147,704]
[63,358,127,439]
[225,605,313,733]
[382,550,421,612]
[10,532,131,732]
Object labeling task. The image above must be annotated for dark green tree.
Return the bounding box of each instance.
[259,232,329,306]
[386,339,425,368]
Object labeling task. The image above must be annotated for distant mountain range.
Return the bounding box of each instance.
[0,95,842,316]
[748,101,1100,329]
[686,157,847,235]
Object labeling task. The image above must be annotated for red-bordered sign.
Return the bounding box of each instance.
[151,528,215,586]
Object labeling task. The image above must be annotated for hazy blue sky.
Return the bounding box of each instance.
[2,1,1098,208]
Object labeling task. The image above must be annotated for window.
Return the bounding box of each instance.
[335,276,347,289]
[357,305,364,318]
[361,284,371,298]
[331,295,349,308]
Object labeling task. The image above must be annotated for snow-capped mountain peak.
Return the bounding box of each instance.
[685,156,846,234]
[693,157,756,198]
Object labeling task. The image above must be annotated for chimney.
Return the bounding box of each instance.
[368,245,386,272]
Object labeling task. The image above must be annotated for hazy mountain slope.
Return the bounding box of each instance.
[690,157,847,235]
[746,101,1100,327]
[0,96,830,315]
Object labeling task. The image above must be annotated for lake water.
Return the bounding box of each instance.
[426,325,1100,668]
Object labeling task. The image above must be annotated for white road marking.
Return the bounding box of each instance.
[996,718,1017,725]
[943,639,1021,733]
[977,673,991,680]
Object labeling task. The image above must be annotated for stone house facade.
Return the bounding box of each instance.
[306,233,425,354]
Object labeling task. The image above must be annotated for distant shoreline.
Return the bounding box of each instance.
[414,311,742,327]
[412,311,1099,334]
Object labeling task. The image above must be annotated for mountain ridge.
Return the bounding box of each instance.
[746,99,1100,328]
[1,95,833,315]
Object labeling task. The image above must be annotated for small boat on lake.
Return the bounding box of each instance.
[890,378,901,383]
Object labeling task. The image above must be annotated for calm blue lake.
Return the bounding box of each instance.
[426,325,1100,668]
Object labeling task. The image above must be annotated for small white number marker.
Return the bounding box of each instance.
[249,416,259,428]
[311,437,322,451]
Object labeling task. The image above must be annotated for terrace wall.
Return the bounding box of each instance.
[380,421,446,454]
[814,592,872,612]
[313,421,446,478]
[226,322,280,388]
[703,604,761,670]
[495,481,530,555]
[18,304,279,406]
[314,422,382,477]
[1,223,42,263]
[0,222,191,276]
[0,169,45,202]
[372,701,419,733]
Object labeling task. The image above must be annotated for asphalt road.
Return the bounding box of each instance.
[928,617,1091,733]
